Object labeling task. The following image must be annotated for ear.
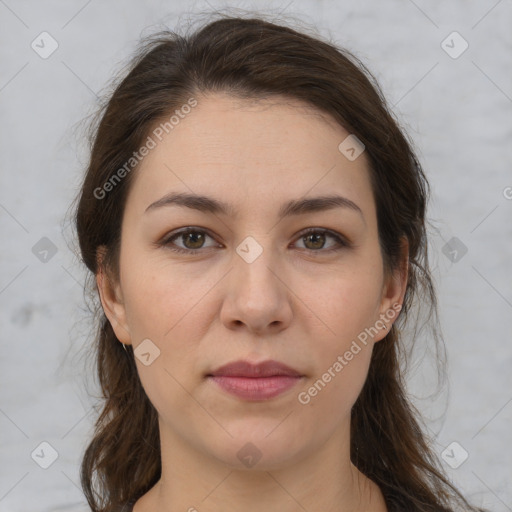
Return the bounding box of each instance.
[373,237,409,342]
[95,246,132,345]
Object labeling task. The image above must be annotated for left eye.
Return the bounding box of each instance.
[159,227,348,254]
[294,229,348,252]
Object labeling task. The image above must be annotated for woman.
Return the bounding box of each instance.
[72,12,488,512]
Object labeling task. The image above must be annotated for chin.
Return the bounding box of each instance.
[209,428,306,471]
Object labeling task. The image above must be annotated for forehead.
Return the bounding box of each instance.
[170,93,349,161]
[124,93,374,219]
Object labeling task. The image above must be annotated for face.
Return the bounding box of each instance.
[97,92,406,471]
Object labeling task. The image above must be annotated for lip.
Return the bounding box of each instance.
[209,360,302,378]
[207,360,304,401]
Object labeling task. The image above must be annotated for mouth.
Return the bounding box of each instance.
[206,360,304,401]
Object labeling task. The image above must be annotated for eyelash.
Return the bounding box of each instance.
[158,227,349,255]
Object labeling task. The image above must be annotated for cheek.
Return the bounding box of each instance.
[296,261,382,410]
[306,264,383,339]
[121,253,216,341]
[297,326,374,438]
[123,263,206,427]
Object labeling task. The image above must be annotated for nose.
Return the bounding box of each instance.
[219,241,293,335]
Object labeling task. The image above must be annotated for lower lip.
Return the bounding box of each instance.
[208,375,302,400]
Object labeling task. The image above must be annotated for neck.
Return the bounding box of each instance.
[134,420,387,512]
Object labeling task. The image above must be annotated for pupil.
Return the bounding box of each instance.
[185,232,204,248]
[307,233,324,249]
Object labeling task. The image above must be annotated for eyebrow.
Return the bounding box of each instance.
[144,191,364,221]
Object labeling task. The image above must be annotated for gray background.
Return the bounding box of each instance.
[1,1,511,511]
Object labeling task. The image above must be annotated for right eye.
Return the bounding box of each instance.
[159,227,221,254]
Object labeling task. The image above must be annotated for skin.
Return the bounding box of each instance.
[97,92,408,512]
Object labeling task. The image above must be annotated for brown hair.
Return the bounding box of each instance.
[71,10,487,512]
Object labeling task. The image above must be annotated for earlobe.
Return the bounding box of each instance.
[375,237,409,341]
[95,247,132,345]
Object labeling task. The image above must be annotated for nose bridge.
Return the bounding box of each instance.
[233,234,281,297]
[220,232,292,332]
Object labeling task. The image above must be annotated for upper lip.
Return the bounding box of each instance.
[208,360,303,378]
